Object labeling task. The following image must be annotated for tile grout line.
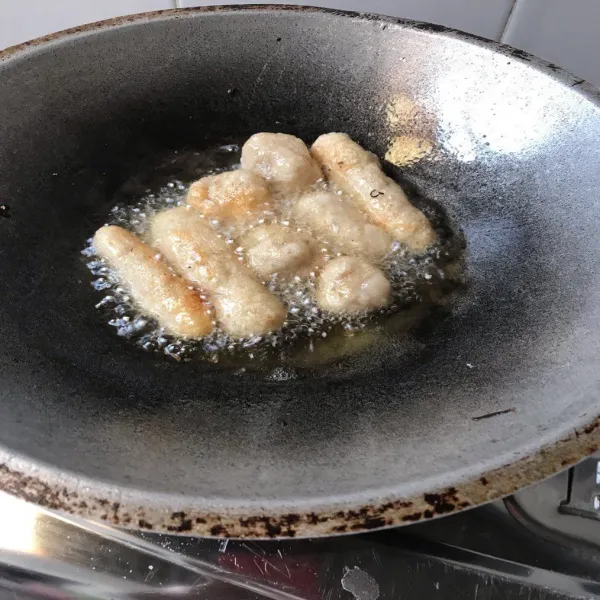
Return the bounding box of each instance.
[499,0,522,43]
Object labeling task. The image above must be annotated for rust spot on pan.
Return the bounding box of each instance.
[402,512,423,522]
[423,488,459,515]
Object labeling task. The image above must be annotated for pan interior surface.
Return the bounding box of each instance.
[0,8,599,528]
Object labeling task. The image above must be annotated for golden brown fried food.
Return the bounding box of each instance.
[186,169,273,223]
[241,133,323,195]
[238,224,317,279]
[311,133,435,251]
[149,207,286,337]
[93,226,213,338]
[316,256,391,314]
[293,190,392,263]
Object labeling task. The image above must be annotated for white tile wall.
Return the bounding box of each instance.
[177,0,515,40]
[0,0,172,50]
[503,0,600,87]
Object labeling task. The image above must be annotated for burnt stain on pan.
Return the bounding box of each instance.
[423,488,461,515]
[168,511,193,533]
[510,48,532,62]
[411,22,452,34]
[472,408,516,421]
[1,416,599,538]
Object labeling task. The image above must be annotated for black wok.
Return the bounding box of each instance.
[0,6,599,538]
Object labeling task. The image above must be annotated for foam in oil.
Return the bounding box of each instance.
[83,142,465,372]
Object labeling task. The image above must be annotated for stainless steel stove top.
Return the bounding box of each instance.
[1,457,600,600]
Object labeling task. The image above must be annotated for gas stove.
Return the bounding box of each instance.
[1,457,600,600]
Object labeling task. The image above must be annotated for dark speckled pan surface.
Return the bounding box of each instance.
[0,6,600,538]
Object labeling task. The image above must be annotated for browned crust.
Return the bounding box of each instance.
[1,417,598,538]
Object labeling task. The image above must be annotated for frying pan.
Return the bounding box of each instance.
[1,5,600,539]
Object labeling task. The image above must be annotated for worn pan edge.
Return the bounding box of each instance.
[0,417,598,538]
[0,4,598,101]
[1,6,600,538]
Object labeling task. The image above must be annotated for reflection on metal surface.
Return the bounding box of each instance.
[0,491,38,553]
[559,458,600,519]
[560,457,600,521]
[386,95,420,129]
[341,567,379,600]
[384,94,435,167]
[385,136,433,166]
[434,57,569,158]
[0,492,599,599]
[508,455,600,553]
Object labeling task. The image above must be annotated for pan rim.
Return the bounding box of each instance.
[1,5,600,538]
[1,3,598,100]
[1,417,599,538]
